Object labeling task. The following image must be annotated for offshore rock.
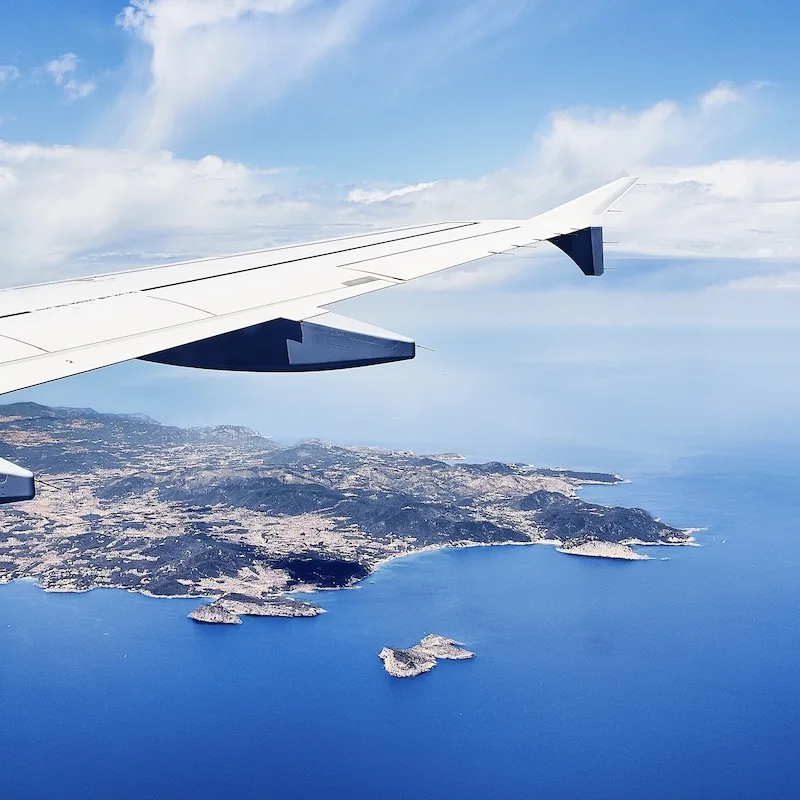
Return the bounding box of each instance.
[379,634,474,678]
[189,604,242,625]
[216,594,324,618]
[379,647,437,678]
[189,595,324,624]
[418,634,475,660]
[556,541,649,560]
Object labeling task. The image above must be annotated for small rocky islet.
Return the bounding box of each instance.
[379,635,475,678]
[189,594,324,624]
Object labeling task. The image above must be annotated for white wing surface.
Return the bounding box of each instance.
[0,177,637,397]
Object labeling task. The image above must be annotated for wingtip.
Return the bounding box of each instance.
[526,175,641,226]
[613,174,640,196]
[597,175,640,213]
[537,176,640,277]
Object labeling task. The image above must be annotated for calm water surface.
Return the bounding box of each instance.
[1,446,799,799]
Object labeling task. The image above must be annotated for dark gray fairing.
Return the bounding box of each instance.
[548,226,604,276]
[141,314,415,372]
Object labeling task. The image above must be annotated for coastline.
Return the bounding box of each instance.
[4,530,695,608]
[0,405,693,614]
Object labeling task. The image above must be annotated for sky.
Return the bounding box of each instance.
[2,0,800,471]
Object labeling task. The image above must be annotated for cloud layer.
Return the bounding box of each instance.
[1,83,800,290]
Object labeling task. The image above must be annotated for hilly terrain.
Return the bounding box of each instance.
[0,403,692,619]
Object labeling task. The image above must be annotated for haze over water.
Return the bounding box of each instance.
[1,442,799,799]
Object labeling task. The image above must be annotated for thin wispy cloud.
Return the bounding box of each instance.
[723,271,800,292]
[356,0,533,87]
[44,53,96,101]
[0,65,20,86]
[348,181,437,204]
[113,0,543,149]
[116,0,375,148]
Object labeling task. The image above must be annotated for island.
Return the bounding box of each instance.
[556,542,649,560]
[189,594,324,624]
[0,402,695,623]
[379,634,475,678]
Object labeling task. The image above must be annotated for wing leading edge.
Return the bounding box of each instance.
[0,176,637,398]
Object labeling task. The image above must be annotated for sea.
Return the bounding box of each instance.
[1,443,799,799]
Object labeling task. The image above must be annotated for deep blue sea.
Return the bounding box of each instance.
[2,444,800,799]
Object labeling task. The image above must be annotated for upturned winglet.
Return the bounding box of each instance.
[520,176,639,276]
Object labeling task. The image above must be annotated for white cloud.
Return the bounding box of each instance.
[3,82,800,289]
[63,79,97,101]
[699,81,743,110]
[340,82,800,262]
[44,53,96,101]
[117,0,304,31]
[45,53,79,84]
[113,0,542,149]
[348,181,437,204]
[0,65,20,85]
[0,142,329,285]
[723,271,800,292]
[116,0,373,148]
[400,285,800,330]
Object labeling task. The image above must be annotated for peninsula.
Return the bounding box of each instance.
[0,403,694,622]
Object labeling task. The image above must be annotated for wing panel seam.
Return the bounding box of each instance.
[144,294,216,317]
[143,223,480,292]
[0,334,50,354]
[331,223,524,279]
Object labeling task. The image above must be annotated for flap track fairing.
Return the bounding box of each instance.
[140,313,415,373]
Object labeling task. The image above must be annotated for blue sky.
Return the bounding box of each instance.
[2,0,799,173]
[2,0,800,469]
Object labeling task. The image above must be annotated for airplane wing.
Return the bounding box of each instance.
[0,176,637,501]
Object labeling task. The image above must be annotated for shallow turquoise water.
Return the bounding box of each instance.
[1,445,799,799]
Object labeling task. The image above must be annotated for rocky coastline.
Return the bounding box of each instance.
[0,403,695,623]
